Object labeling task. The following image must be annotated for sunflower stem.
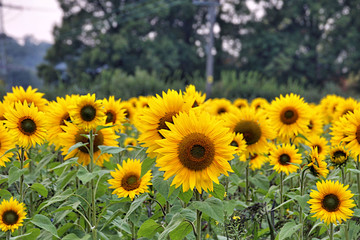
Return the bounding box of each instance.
[299,169,307,240]
[19,147,25,202]
[89,129,97,240]
[6,231,10,240]
[280,171,284,218]
[195,189,202,240]
[245,164,249,203]
[329,223,334,240]
[131,220,136,240]
[356,157,360,207]
[341,166,346,185]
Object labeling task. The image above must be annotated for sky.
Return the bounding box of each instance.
[2,0,62,43]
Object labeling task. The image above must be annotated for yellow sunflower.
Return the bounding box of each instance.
[332,97,360,122]
[308,180,355,225]
[267,93,310,139]
[60,122,119,166]
[202,98,237,118]
[0,101,8,121]
[155,110,236,193]
[3,86,48,112]
[183,84,206,108]
[135,96,151,110]
[307,148,329,178]
[329,145,352,167]
[0,124,15,167]
[45,95,75,149]
[68,94,106,130]
[120,100,137,124]
[250,97,269,112]
[248,152,268,171]
[230,133,247,161]
[319,95,343,124]
[306,105,325,136]
[223,107,276,155]
[233,98,249,109]
[305,135,330,161]
[137,89,192,158]
[4,101,46,148]
[269,144,302,175]
[102,96,126,132]
[124,137,138,151]
[108,158,152,200]
[0,197,27,232]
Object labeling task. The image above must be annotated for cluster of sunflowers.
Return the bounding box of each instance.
[0,85,359,239]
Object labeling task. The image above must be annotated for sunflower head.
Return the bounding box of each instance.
[308,180,356,225]
[0,124,15,167]
[269,143,302,175]
[330,145,351,167]
[233,98,249,109]
[3,86,48,112]
[102,96,126,132]
[306,148,329,178]
[183,84,206,108]
[108,159,152,200]
[124,137,138,151]
[0,197,27,232]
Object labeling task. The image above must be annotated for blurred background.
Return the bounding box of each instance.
[1,0,360,102]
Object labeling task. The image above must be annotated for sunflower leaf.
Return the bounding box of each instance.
[208,183,225,200]
[98,145,126,155]
[67,142,89,154]
[8,166,27,185]
[31,183,48,198]
[178,189,193,204]
[77,165,96,184]
[169,221,193,240]
[138,219,164,238]
[278,221,302,240]
[10,228,41,240]
[141,157,156,177]
[158,213,185,240]
[189,198,224,223]
[31,214,60,238]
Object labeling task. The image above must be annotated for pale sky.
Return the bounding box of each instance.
[2,0,62,43]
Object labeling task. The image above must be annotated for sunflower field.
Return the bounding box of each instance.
[0,85,360,240]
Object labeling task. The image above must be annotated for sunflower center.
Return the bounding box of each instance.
[121,174,140,191]
[80,105,96,122]
[308,120,313,130]
[314,145,322,154]
[20,118,37,135]
[356,125,360,144]
[178,132,215,171]
[280,108,299,125]
[106,111,116,124]
[322,194,340,212]
[157,112,176,138]
[342,108,353,116]
[217,107,227,115]
[230,140,238,147]
[124,109,130,119]
[334,150,346,159]
[75,130,104,153]
[2,210,19,225]
[279,154,291,165]
[60,113,70,126]
[234,121,261,145]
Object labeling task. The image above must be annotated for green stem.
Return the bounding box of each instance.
[19,147,25,202]
[341,167,346,184]
[280,172,284,218]
[299,169,307,240]
[195,189,202,240]
[329,223,334,240]
[89,130,97,240]
[6,231,11,240]
[245,164,249,203]
[356,158,360,207]
[131,221,136,240]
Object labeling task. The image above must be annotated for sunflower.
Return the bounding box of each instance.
[3,86,48,112]
[0,124,15,167]
[202,98,237,117]
[319,95,343,124]
[305,135,330,161]
[0,101,8,121]
[45,95,75,149]
[68,94,106,130]
[233,98,249,109]
[230,133,247,161]
[248,152,268,171]
[102,96,126,132]
[306,105,325,136]
[223,107,276,155]
[124,137,138,151]
[155,110,236,193]
[108,159,152,200]
[329,145,352,167]
[330,109,360,156]
[120,100,137,124]
[307,148,329,178]
[0,197,27,232]
[308,180,355,225]
[4,101,46,148]
[137,89,192,158]
[250,97,269,112]
[183,84,206,108]
[332,97,360,122]
[60,122,119,166]
[135,96,152,110]
[269,144,302,175]
[267,93,310,139]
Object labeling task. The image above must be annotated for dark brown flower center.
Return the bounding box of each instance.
[178,133,215,171]
[20,118,37,135]
[80,105,96,122]
[280,108,299,125]
[157,112,176,138]
[230,140,238,147]
[217,107,227,115]
[60,113,71,126]
[234,120,261,146]
[322,194,340,212]
[75,130,104,153]
[342,108,353,117]
[106,111,116,124]
[356,125,360,144]
[2,210,19,225]
[307,120,313,130]
[121,174,140,191]
[314,145,322,154]
[333,150,346,159]
[279,154,291,165]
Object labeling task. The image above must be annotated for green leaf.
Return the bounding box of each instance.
[67,142,88,154]
[31,183,48,198]
[272,199,294,211]
[62,233,91,240]
[77,166,96,184]
[56,169,77,190]
[208,183,225,200]
[10,228,41,240]
[31,214,59,238]
[307,220,324,237]
[249,174,269,190]
[34,153,56,176]
[141,157,156,177]
[159,213,185,240]
[138,219,164,238]
[96,124,116,131]
[190,198,224,223]
[169,221,193,240]
[178,189,193,204]
[0,189,12,199]
[153,175,171,201]
[57,222,74,237]
[224,199,246,215]
[348,168,360,174]
[8,166,26,185]
[124,193,148,220]
[49,157,78,171]
[38,189,73,211]
[98,145,126,155]
[278,221,302,240]
[293,194,310,210]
